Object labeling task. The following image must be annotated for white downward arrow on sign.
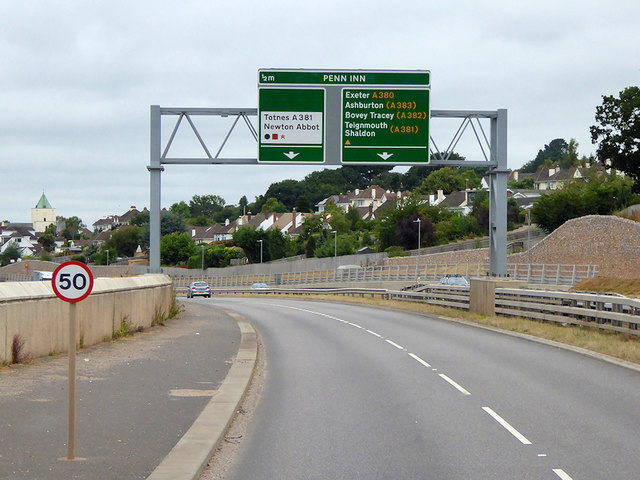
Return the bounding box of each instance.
[284,151,300,159]
[377,152,393,160]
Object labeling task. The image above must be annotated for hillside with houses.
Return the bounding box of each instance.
[1,151,636,272]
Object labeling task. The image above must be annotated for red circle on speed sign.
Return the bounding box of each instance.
[52,261,94,303]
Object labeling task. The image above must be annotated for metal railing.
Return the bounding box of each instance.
[203,285,640,337]
[408,228,546,256]
[171,263,597,289]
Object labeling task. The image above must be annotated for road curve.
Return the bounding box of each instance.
[201,297,640,480]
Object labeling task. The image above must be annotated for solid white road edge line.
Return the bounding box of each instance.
[482,407,532,445]
[438,374,471,395]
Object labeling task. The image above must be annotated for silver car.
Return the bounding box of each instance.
[186,281,211,298]
[439,275,470,286]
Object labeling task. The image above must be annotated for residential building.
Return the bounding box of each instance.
[0,223,40,257]
[315,186,401,218]
[533,166,587,190]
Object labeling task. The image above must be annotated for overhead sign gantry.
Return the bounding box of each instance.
[149,68,508,277]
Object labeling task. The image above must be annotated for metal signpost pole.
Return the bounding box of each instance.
[67,302,77,460]
[489,109,508,277]
[52,261,94,461]
[148,105,163,274]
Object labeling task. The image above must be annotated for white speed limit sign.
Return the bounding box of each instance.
[52,261,94,303]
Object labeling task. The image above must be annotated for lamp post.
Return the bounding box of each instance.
[257,239,263,264]
[526,207,532,274]
[413,218,421,251]
[106,249,109,266]
[201,244,205,270]
[331,230,337,258]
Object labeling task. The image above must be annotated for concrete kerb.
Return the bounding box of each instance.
[146,308,257,480]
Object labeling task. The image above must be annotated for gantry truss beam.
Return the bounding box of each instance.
[149,106,508,276]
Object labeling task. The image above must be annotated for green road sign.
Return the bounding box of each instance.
[258,69,430,164]
[342,88,430,164]
[258,88,325,163]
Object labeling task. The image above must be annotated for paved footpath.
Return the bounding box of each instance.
[0,301,247,480]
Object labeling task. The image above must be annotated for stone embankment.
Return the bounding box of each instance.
[386,215,640,279]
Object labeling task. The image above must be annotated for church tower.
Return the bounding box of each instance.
[31,193,56,233]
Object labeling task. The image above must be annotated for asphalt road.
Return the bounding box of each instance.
[205,297,640,480]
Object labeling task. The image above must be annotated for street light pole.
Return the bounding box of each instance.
[257,239,263,264]
[201,244,205,270]
[413,218,421,252]
[526,208,532,272]
[331,230,337,258]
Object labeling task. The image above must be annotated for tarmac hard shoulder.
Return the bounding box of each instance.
[0,301,253,480]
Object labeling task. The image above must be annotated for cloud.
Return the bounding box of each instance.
[1,0,638,226]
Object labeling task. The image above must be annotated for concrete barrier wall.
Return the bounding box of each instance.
[0,274,173,364]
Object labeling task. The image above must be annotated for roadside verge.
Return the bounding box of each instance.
[146,308,257,480]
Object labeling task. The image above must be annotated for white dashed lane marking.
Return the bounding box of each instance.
[265,302,573,479]
[438,374,471,395]
[482,407,532,445]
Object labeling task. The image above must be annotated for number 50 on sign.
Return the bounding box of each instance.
[52,261,94,303]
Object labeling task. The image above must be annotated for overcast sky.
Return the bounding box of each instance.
[1,0,638,228]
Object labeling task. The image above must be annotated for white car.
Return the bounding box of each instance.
[186,281,211,298]
[251,283,269,290]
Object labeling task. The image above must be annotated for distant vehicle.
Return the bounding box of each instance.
[186,281,211,298]
[439,275,470,286]
[32,271,53,281]
[251,283,269,290]
[336,264,363,279]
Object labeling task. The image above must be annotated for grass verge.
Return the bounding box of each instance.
[571,277,640,298]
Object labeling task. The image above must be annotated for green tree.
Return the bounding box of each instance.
[532,172,637,232]
[160,232,196,265]
[374,196,448,251]
[417,167,480,195]
[0,244,22,266]
[590,86,640,187]
[436,214,479,243]
[187,244,244,269]
[160,211,186,236]
[265,229,292,261]
[92,246,118,265]
[470,191,490,233]
[60,216,85,240]
[264,179,304,210]
[106,226,145,257]
[37,233,56,252]
[314,232,357,257]
[520,138,568,173]
[295,195,312,213]
[508,177,535,189]
[169,201,191,219]
[393,215,436,250]
[238,196,249,215]
[189,194,225,218]
[232,226,263,263]
[261,197,287,214]
[559,138,581,169]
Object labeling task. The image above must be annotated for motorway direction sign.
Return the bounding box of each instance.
[342,88,430,164]
[257,69,430,165]
[52,261,94,303]
[258,88,325,163]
